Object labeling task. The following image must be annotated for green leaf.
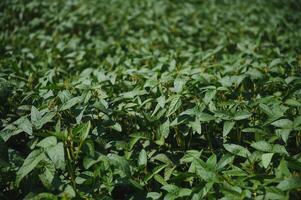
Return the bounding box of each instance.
[157,96,166,108]
[181,150,202,163]
[147,192,162,200]
[154,174,167,185]
[192,183,212,199]
[270,58,282,67]
[223,121,235,137]
[76,107,86,124]
[145,164,168,182]
[16,116,33,135]
[161,184,178,193]
[39,112,56,128]
[0,126,20,142]
[223,166,248,176]
[16,149,46,186]
[198,112,215,122]
[24,193,58,200]
[178,188,192,197]
[223,144,251,158]
[194,158,217,181]
[276,159,291,178]
[276,129,291,143]
[108,154,130,177]
[39,161,55,189]
[73,121,91,142]
[272,144,289,155]
[36,136,57,148]
[206,154,217,169]
[271,119,293,129]
[174,77,186,93]
[138,149,147,166]
[167,96,181,116]
[120,89,147,99]
[261,153,274,168]
[259,103,274,117]
[233,111,252,121]
[31,107,56,129]
[189,120,202,134]
[277,177,301,191]
[251,141,272,152]
[31,106,42,126]
[60,96,82,111]
[285,99,301,107]
[157,119,170,139]
[216,154,234,171]
[110,122,122,132]
[151,153,173,165]
[203,89,216,104]
[62,184,76,198]
[46,142,65,170]
[164,166,175,181]
[293,116,301,128]
[162,184,192,198]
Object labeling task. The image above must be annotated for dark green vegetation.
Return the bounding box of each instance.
[1,0,301,199]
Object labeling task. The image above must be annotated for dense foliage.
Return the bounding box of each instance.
[1,0,301,199]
